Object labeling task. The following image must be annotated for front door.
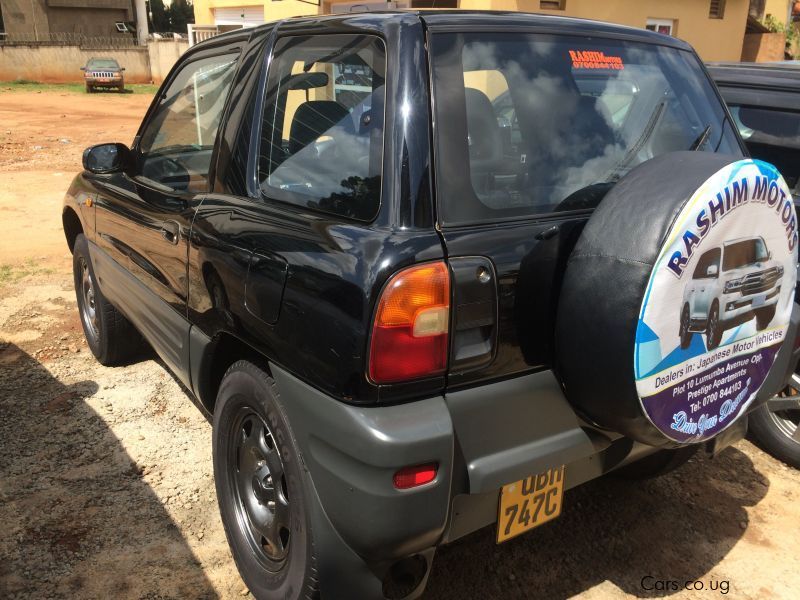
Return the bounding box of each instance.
[92,48,239,381]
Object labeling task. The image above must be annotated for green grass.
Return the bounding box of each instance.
[0,258,55,285]
[0,79,159,95]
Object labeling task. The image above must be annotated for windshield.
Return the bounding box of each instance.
[430,33,741,225]
[87,59,120,70]
[723,239,769,271]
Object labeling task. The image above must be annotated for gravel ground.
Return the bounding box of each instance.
[1,88,799,600]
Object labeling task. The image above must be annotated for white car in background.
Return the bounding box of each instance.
[680,236,783,349]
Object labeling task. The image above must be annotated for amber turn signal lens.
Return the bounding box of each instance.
[369,261,450,383]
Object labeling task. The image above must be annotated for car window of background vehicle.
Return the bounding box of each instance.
[728,104,800,194]
[137,53,238,193]
[430,33,741,225]
[258,34,386,221]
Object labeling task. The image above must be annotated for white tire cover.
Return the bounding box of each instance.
[635,159,797,442]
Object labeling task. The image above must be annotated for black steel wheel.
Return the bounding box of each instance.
[213,361,319,600]
[749,373,800,469]
[229,408,292,568]
[72,234,141,365]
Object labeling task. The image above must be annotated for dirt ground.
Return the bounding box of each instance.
[1,89,799,600]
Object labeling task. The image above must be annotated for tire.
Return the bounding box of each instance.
[755,305,776,331]
[615,445,698,480]
[213,361,319,600]
[85,84,94,93]
[679,303,693,349]
[748,374,800,469]
[72,234,141,365]
[706,300,722,350]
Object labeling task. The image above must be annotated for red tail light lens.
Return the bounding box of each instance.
[368,261,450,384]
[393,463,438,489]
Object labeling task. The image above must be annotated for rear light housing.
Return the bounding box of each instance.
[368,261,450,384]
[393,463,438,489]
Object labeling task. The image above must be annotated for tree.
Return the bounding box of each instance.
[147,0,170,33]
[168,0,195,34]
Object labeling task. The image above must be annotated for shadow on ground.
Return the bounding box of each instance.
[424,447,767,599]
[0,343,218,599]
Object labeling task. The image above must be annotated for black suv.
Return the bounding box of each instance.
[63,12,800,600]
[708,61,800,468]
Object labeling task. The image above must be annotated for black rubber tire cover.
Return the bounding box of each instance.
[556,151,797,446]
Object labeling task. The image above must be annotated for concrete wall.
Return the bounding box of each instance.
[192,0,751,62]
[741,31,788,61]
[476,0,752,62]
[148,39,189,83]
[0,0,50,36]
[0,39,188,83]
[192,0,318,26]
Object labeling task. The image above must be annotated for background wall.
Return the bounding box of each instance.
[0,39,188,83]
[462,0,751,62]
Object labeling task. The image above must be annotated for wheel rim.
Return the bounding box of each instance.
[79,257,100,341]
[767,374,800,442]
[228,406,291,570]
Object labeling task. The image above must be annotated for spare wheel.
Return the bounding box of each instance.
[556,151,797,446]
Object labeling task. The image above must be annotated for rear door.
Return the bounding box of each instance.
[92,43,240,382]
[425,25,742,388]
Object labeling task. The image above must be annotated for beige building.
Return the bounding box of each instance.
[191,0,763,61]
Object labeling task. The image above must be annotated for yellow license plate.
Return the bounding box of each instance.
[497,465,565,543]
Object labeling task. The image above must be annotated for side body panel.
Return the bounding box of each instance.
[189,14,444,405]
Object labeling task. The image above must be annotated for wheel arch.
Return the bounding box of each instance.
[194,330,272,414]
[62,207,83,253]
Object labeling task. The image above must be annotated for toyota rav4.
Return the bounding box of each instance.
[62,11,800,600]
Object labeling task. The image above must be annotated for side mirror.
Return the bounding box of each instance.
[82,143,131,174]
[120,67,126,72]
[706,264,719,278]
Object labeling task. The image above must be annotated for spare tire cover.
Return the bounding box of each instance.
[556,152,797,445]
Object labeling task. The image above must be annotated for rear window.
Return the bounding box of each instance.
[429,33,741,225]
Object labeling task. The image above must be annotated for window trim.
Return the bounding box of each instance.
[252,32,389,223]
[709,0,726,20]
[645,18,676,36]
[130,47,242,196]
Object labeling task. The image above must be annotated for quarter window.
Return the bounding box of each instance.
[137,53,238,193]
[258,35,386,221]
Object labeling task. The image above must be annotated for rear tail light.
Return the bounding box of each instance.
[393,463,438,489]
[368,261,450,384]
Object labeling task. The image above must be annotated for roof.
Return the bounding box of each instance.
[706,61,800,92]
[238,10,691,51]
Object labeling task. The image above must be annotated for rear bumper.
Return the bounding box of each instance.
[272,365,637,564]
[271,304,799,593]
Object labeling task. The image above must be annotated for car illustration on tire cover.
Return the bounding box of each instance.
[680,236,784,351]
[634,159,797,443]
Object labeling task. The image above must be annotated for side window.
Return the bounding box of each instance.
[693,248,721,279]
[137,53,238,193]
[258,34,386,221]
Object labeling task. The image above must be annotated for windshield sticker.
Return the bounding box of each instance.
[569,50,624,70]
[634,160,797,443]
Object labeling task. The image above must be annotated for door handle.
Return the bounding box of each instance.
[160,221,180,245]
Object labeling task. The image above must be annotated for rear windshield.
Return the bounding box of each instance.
[430,33,741,225]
